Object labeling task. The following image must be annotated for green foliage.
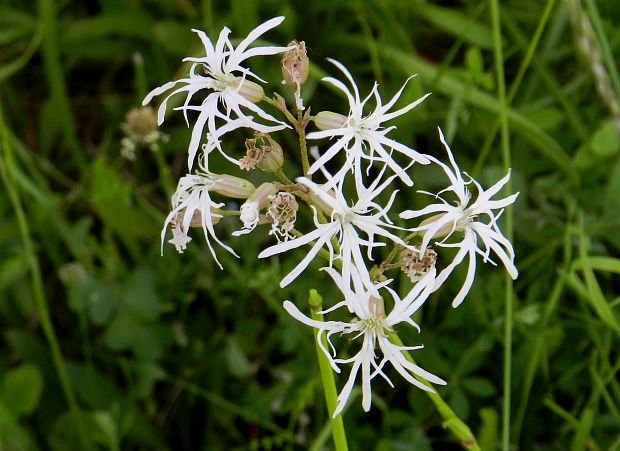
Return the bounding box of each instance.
[0,0,619,449]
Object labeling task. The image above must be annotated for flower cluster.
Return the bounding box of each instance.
[143,17,519,417]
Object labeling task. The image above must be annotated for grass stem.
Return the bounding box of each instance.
[490,1,514,449]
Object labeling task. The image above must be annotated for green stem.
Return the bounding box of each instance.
[308,290,349,451]
[490,1,514,450]
[132,52,148,103]
[472,0,557,176]
[297,111,311,178]
[275,168,294,185]
[152,145,175,199]
[37,0,84,168]
[388,334,481,450]
[0,105,91,449]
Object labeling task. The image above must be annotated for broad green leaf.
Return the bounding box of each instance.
[153,21,196,55]
[225,336,252,379]
[66,364,121,410]
[414,3,493,48]
[0,364,44,416]
[591,119,620,157]
[0,400,37,450]
[462,377,496,398]
[122,268,164,320]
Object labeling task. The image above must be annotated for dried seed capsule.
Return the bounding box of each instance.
[281,40,309,110]
[399,246,437,282]
[239,132,284,172]
[267,191,299,242]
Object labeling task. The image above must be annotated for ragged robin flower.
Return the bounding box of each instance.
[399,127,519,307]
[283,266,445,417]
[143,17,292,170]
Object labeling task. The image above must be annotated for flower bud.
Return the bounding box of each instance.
[122,106,158,139]
[248,182,278,208]
[175,208,222,228]
[310,190,335,216]
[233,183,277,236]
[314,111,348,131]
[236,78,265,103]
[211,174,256,199]
[419,213,453,238]
[239,132,284,172]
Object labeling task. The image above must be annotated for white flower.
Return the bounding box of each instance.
[283,267,445,417]
[233,201,260,236]
[162,157,237,268]
[143,17,291,169]
[306,58,431,190]
[399,128,519,307]
[258,170,407,289]
[167,220,193,253]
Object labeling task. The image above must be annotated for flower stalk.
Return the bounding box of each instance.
[308,289,349,451]
[389,334,481,451]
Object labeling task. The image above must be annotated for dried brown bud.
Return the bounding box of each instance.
[399,246,437,282]
[239,132,284,172]
[122,106,158,139]
[281,40,309,110]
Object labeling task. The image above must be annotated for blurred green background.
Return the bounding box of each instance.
[1,0,619,449]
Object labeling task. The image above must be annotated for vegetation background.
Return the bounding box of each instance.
[0,0,619,449]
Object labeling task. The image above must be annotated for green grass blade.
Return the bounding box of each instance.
[577,219,620,336]
[377,44,581,184]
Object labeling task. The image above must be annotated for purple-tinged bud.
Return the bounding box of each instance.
[211,174,256,199]
[314,111,347,131]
